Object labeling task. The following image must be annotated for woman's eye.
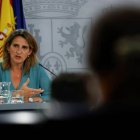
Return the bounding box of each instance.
[14,44,18,47]
[22,46,27,50]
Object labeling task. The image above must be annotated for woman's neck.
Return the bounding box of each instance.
[10,61,23,70]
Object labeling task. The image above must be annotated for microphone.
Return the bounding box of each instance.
[39,63,57,77]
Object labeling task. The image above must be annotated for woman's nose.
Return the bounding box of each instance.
[16,50,21,54]
[16,48,22,54]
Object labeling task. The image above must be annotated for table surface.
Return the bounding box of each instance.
[0,102,50,110]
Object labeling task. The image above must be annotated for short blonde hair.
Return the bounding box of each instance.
[2,29,39,75]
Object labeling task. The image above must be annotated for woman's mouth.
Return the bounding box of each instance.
[15,55,21,59]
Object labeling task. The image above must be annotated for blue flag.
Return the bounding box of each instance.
[12,0,27,29]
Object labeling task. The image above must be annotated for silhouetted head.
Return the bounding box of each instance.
[51,72,102,109]
[87,5,140,105]
[88,6,140,77]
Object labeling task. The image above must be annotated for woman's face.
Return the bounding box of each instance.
[7,36,32,65]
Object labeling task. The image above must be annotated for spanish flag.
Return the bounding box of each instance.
[0,0,16,62]
[12,0,27,29]
[0,0,26,62]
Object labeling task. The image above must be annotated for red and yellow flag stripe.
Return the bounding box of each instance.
[0,0,16,61]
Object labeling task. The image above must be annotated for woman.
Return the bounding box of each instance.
[0,29,51,102]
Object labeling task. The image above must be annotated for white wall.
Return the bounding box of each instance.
[22,0,140,79]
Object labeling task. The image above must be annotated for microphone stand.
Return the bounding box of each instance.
[39,63,57,77]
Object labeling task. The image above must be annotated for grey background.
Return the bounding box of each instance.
[22,0,140,80]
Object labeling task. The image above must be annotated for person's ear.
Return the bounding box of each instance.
[6,43,10,51]
[28,49,33,56]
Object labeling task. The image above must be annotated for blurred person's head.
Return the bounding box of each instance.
[88,5,140,104]
[51,72,102,110]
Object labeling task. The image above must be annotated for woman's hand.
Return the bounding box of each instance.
[24,97,43,103]
[20,78,44,98]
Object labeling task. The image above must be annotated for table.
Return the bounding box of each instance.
[0,102,50,125]
[0,102,50,110]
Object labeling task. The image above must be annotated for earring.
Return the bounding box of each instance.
[28,55,29,57]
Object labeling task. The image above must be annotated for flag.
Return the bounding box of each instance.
[12,0,27,29]
[0,0,16,61]
[0,0,27,62]
[0,0,2,18]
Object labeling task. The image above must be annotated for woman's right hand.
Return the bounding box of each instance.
[20,78,44,98]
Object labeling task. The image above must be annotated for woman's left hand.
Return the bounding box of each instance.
[20,78,44,98]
